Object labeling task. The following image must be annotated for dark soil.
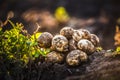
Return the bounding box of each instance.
[1,51,120,80]
[33,51,120,80]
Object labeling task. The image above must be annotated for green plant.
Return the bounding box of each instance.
[54,6,70,23]
[116,47,120,53]
[0,20,50,79]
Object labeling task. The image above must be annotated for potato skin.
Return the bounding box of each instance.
[66,50,81,66]
[68,39,77,51]
[72,29,91,42]
[89,34,100,47]
[52,35,68,52]
[45,51,64,63]
[79,29,91,39]
[72,30,82,42]
[37,32,53,48]
[60,27,74,39]
[79,51,88,62]
[66,50,87,66]
[77,39,95,54]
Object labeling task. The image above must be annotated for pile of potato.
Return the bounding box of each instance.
[37,27,99,66]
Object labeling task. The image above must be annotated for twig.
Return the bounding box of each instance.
[34,23,41,34]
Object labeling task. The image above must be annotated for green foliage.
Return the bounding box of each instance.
[104,47,120,57]
[0,20,50,66]
[96,47,103,52]
[54,6,69,23]
[116,47,120,52]
[0,20,51,79]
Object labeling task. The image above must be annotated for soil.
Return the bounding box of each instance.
[31,51,120,80]
[1,51,120,80]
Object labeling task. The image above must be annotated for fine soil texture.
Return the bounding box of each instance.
[1,51,120,80]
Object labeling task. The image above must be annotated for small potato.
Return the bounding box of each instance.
[66,50,87,66]
[68,39,77,51]
[79,29,91,39]
[89,34,100,47]
[45,51,64,63]
[77,39,95,54]
[79,51,88,62]
[52,35,68,52]
[66,50,81,66]
[37,32,53,48]
[72,30,82,42]
[60,27,74,39]
[72,29,91,42]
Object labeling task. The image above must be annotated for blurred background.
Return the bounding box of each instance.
[0,0,120,49]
